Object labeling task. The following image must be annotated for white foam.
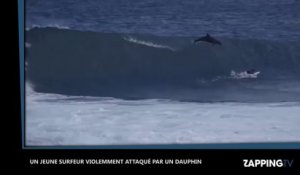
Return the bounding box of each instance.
[123,36,176,51]
[25,42,31,48]
[47,24,70,29]
[26,91,300,146]
[230,70,260,79]
[28,24,70,30]
[198,70,261,84]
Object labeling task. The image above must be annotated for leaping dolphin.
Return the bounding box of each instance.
[194,34,222,46]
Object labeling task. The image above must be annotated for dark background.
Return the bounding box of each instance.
[6,0,299,171]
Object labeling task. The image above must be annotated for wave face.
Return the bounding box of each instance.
[26,27,300,102]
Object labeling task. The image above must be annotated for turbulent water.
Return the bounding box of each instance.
[25,0,300,146]
[26,84,300,146]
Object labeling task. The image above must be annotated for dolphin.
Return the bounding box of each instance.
[194,33,222,46]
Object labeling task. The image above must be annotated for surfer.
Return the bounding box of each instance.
[246,69,257,74]
[194,33,222,46]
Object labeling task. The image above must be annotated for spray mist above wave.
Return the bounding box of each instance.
[123,36,176,51]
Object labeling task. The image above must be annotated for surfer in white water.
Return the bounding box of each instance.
[246,69,257,74]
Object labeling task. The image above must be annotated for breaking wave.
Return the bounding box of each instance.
[25,27,300,102]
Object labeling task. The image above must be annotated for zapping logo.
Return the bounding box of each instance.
[243,159,294,168]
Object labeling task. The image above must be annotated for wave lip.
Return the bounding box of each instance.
[26,24,70,31]
[123,36,176,51]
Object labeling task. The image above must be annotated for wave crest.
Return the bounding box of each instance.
[26,24,70,31]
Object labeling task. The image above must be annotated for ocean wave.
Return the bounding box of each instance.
[25,27,300,101]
